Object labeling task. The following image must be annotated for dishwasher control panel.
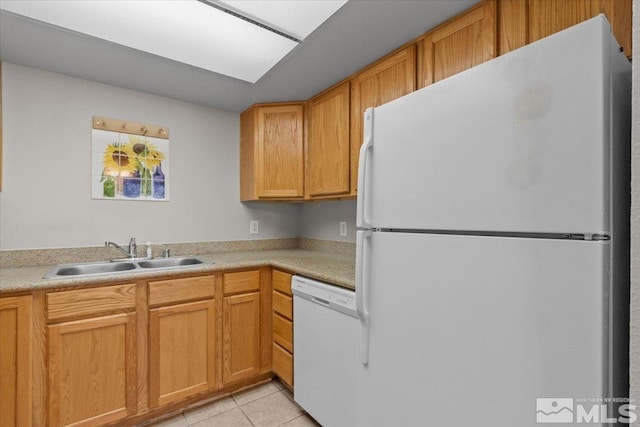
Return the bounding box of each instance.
[291,275,357,318]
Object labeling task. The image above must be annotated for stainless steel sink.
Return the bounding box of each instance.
[43,256,207,279]
[137,257,203,269]
[44,261,137,278]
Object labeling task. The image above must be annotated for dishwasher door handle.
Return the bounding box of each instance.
[311,296,331,307]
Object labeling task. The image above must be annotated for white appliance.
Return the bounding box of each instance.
[292,275,359,427]
[355,16,630,427]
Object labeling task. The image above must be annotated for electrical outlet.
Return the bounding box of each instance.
[340,221,348,237]
[250,220,259,234]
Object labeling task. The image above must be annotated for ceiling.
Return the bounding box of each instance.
[0,0,479,113]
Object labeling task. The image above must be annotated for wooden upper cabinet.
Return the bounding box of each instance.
[350,45,416,194]
[306,81,351,198]
[240,103,305,201]
[498,0,632,57]
[418,0,496,89]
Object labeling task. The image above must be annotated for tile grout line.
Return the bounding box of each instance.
[237,400,255,427]
[151,381,314,427]
[237,389,298,427]
[232,394,257,427]
[274,390,306,427]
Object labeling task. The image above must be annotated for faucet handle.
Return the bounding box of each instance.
[128,237,137,258]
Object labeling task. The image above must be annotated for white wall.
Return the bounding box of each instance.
[0,63,300,250]
[631,1,640,422]
[299,199,357,243]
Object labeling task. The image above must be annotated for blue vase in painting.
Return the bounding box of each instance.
[123,171,141,198]
[153,163,165,199]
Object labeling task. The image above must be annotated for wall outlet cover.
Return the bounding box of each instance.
[340,221,348,237]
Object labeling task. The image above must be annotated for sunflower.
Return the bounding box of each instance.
[127,136,165,170]
[103,143,137,174]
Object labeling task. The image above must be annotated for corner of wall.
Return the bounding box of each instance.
[629,0,640,421]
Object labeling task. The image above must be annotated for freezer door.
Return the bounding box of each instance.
[356,232,613,427]
[359,16,628,234]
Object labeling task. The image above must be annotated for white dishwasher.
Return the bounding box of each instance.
[292,275,359,427]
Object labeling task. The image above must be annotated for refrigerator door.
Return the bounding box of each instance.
[356,231,609,426]
[359,16,624,234]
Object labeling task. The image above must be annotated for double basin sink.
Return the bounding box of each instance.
[43,256,206,279]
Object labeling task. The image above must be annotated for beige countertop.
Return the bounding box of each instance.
[0,249,355,294]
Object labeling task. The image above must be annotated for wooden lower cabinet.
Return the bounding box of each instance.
[222,292,261,384]
[272,343,293,388]
[221,269,269,386]
[47,312,137,427]
[148,299,216,408]
[0,295,32,427]
[271,270,294,388]
[0,267,279,426]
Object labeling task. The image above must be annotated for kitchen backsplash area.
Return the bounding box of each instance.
[299,199,357,243]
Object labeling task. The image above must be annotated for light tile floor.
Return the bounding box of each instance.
[146,380,321,427]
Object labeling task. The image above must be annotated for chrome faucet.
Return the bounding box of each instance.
[105,238,137,259]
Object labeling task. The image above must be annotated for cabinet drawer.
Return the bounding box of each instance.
[47,283,136,321]
[223,270,260,295]
[272,291,292,320]
[149,275,215,307]
[272,343,293,388]
[272,270,292,296]
[272,313,293,353]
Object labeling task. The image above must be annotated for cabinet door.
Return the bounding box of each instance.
[48,313,136,427]
[350,46,416,194]
[257,104,304,198]
[223,292,260,384]
[149,299,216,408]
[307,82,351,198]
[418,0,496,88]
[0,295,32,427]
[498,0,632,57]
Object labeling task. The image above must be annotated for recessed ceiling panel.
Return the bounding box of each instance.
[0,0,300,83]
[217,0,348,40]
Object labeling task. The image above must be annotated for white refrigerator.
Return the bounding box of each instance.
[355,15,630,427]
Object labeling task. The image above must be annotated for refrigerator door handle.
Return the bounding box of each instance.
[356,229,372,366]
[356,108,374,230]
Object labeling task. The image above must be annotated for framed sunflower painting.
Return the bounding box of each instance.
[91,117,170,201]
